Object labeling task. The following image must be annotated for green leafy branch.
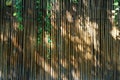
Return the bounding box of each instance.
[45,0,53,59]
[13,0,23,30]
[35,0,52,59]
[6,0,12,6]
[36,0,43,44]
[71,0,78,3]
[112,0,120,26]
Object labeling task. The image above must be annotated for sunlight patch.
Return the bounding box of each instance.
[71,69,80,80]
[0,70,1,78]
[85,52,93,60]
[66,11,73,23]
[110,26,120,40]
[45,33,54,49]
[0,34,8,41]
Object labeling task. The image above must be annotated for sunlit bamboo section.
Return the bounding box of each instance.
[0,0,120,80]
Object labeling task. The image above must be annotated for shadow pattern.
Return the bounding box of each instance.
[0,0,120,80]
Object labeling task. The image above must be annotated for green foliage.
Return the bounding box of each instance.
[18,24,24,31]
[45,0,53,59]
[35,0,53,59]
[36,0,52,45]
[37,27,42,44]
[13,0,23,31]
[6,0,12,6]
[71,0,78,3]
[112,0,120,26]
[35,0,43,44]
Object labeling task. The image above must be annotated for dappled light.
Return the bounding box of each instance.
[0,70,1,79]
[44,33,54,49]
[0,33,8,42]
[0,0,120,80]
[110,26,120,40]
[51,1,60,12]
[35,51,58,79]
[66,11,73,23]
[13,22,19,31]
[60,59,68,68]
[11,36,22,52]
[72,5,77,12]
[84,52,93,60]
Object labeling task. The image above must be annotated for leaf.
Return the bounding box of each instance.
[47,6,52,10]
[18,24,23,31]
[114,12,118,15]
[37,40,40,44]
[47,54,51,59]
[112,15,115,19]
[18,17,22,22]
[115,7,119,11]
[48,39,52,43]
[72,0,78,3]
[6,0,12,6]
[48,36,52,43]
[47,13,51,17]
[115,0,119,2]
[48,49,50,53]
[36,1,40,3]
[37,38,40,41]
[113,2,119,6]
[36,6,39,9]
[13,12,17,16]
[38,27,42,32]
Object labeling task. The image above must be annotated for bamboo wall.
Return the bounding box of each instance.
[0,0,120,80]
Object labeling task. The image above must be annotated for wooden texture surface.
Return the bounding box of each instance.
[0,0,120,80]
